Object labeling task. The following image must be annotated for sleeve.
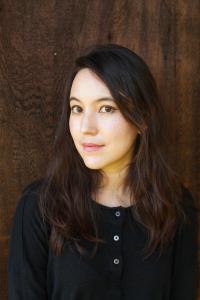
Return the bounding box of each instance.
[8,180,49,300]
[170,186,199,299]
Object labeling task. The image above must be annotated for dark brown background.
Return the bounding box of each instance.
[0,1,199,299]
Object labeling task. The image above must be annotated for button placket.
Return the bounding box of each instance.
[110,208,124,276]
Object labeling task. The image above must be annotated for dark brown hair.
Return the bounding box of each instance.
[39,43,188,260]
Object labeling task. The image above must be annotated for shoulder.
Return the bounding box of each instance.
[13,178,46,231]
[180,184,198,217]
[17,178,43,209]
[181,184,197,208]
[21,178,44,199]
[9,179,49,274]
[178,184,199,229]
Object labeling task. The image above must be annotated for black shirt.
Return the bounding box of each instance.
[8,180,198,300]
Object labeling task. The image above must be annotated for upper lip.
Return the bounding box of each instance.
[82,143,104,147]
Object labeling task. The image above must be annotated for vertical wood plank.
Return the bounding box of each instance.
[0,1,199,298]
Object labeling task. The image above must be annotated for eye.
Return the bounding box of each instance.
[70,105,117,114]
[70,105,82,114]
[99,105,117,113]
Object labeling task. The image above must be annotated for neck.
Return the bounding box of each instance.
[93,165,133,207]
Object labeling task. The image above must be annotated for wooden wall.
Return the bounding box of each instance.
[0,1,199,299]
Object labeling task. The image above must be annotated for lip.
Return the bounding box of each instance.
[82,143,103,147]
[82,143,104,152]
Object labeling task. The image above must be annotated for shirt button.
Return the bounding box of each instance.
[115,211,120,217]
[113,235,119,241]
[113,258,120,264]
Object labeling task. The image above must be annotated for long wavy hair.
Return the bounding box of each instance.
[39,43,188,260]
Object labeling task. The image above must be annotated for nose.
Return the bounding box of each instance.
[80,112,98,134]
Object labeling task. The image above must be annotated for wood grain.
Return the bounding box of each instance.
[0,1,199,299]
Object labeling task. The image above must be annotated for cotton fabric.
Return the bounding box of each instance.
[8,180,198,299]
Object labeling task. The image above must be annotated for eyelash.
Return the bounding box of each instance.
[70,105,117,114]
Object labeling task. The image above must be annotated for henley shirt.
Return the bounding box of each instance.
[8,179,198,299]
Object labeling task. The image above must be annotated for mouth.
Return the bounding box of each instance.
[82,144,105,152]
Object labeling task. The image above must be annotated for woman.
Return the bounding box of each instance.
[8,44,198,299]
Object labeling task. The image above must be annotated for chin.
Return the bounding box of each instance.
[85,165,100,170]
[83,162,102,169]
[82,159,106,170]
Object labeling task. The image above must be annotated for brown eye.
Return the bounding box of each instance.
[70,105,82,113]
[100,105,116,113]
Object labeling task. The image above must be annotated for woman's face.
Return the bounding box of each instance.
[69,68,139,173]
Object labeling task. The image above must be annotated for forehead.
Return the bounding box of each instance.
[70,68,112,100]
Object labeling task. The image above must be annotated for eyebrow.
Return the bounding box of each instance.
[69,97,115,103]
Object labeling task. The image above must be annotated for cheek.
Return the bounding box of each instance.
[102,117,137,144]
[69,118,78,139]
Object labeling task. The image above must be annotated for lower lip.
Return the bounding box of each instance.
[83,145,104,152]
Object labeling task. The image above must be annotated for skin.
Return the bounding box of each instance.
[69,68,139,207]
